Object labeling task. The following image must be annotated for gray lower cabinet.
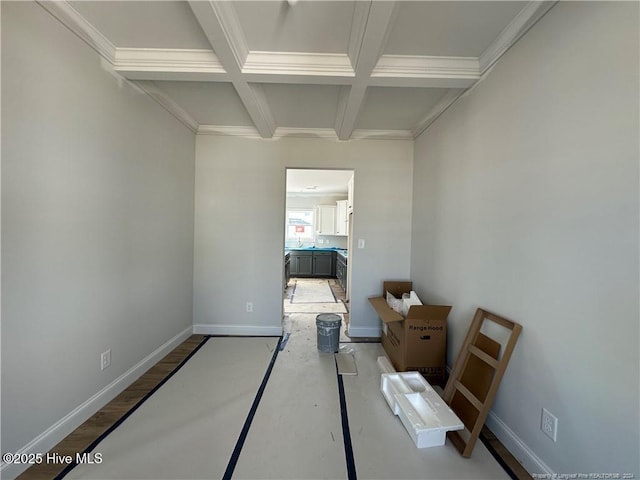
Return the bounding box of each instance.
[290,251,313,276]
[284,253,291,289]
[336,253,347,290]
[290,250,335,278]
[312,251,334,277]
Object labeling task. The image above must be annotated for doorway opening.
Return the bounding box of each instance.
[283,168,354,342]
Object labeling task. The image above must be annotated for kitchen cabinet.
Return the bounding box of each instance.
[347,175,354,214]
[336,252,347,291]
[289,251,313,276]
[312,251,334,277]
[335,200,348,236]
[284,252,291,289]
[289,250,335,278]
[316,205,336,235]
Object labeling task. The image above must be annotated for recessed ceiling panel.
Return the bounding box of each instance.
[385,2,526,57]
[262,84,341,129]
[356,87,451,131]
[234,1,355,53]
[69,1,212,49]
[152,82,253,126]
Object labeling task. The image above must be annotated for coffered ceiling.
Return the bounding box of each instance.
[41,1,556,140]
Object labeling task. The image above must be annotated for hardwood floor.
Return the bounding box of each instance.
[18,336,207,480]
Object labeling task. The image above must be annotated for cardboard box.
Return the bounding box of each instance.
[369,281,451,386]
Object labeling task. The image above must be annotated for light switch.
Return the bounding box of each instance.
[358,239,365,249]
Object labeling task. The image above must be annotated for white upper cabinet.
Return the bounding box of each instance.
[335,200,348,236]
[316,205,336,235]
[347,175,354,214]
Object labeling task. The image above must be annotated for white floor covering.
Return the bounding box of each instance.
[64,320,510,480]
[232,314,347,479]
[343,343,510,479]
[66,337,279,480]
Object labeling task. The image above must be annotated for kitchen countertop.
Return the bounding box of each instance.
[285,247,347,258]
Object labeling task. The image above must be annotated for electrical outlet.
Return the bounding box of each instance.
[246,302,253,313]
[100,349,111,371]
[541,408,558,441]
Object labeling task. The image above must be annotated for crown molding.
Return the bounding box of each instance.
[197,125,262,138]
[36,2,198,133]
[197,125,413,141]
[36,0,116,63]
[243,52,354,78]
[411,89,465,138]
[133,81,199,133]
[275,128,338,139]
[114,48,225,75]
[372,55,480,80]
[351,129,413,141]
[479,1,558,73]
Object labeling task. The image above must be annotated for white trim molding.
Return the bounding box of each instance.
[197,125,262,138]
[37,0,116,64]
[485,411,554,476]
[347,325,382,338]
[412,89,465,138]
[134,81,199,133]
[196,125,413,141]
[114,48,225,75]
[193,324,283,337]
[243,51,354,79]
[372,55,480,80]
[274,127,339,139]
[351,129,413,141]
[479,1,558,73]
[0,327,193,480]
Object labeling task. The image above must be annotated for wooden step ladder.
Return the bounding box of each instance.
[443,308,522,458]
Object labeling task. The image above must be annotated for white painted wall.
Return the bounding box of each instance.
[194,135,413,337]
[411,2,639,476]
[1,2,195,466]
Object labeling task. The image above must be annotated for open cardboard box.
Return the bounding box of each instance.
[369,281,451,386]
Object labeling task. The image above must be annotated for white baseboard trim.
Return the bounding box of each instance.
[347,325,381,338]
[442,367,553,476]
[193,323,283,337]
[485,411,553,476]
[1,326,193,480]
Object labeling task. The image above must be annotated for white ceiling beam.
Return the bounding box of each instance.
[335,1,398,140]
[188,1,276,138]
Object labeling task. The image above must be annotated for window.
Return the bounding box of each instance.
[286,209,314,245]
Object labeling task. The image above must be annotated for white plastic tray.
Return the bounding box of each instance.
[380,372,463,448]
